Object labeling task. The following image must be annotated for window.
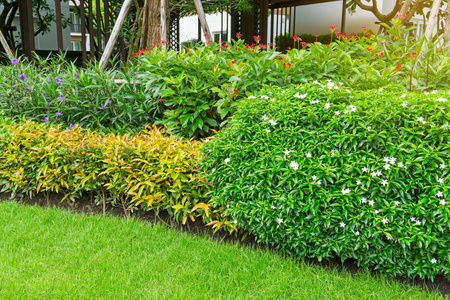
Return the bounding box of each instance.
[213,32,227,42]
[71,41,81,51]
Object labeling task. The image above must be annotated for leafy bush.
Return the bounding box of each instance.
[0,119,228,227]
[0,55,154,133]
[200,81,450,280]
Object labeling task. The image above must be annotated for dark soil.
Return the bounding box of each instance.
[1,191,449,298]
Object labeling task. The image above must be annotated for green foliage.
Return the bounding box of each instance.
[0,54,154,134]
[0,119,231,228]
[200,81,450,280]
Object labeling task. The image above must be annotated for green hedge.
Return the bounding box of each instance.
[200,82,450,280]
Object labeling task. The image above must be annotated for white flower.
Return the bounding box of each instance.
[371,172,378,177]
[311,100,320,104]
[376,170,382,176]
[313,80,319,84]
[355,231,360,236]
[277,218,283,224]
[327,82,335,89]
[401,94,406,98]
[435,97,448,102]
[335,111,340,115]
[312,175,317,181]
[306,152,312,158]
[381,218,388,224]
[367,126,371,131]
[368,200,375,206]
[284,150,291,156]
[224,158,230,164]
[389,157,397,164]
[424,92,429,95]
[411,217,416,222]
[440,199,446,206]
[340,222,345,228]
[417,116,426,124]
[356,180,361,185]
[374,210,379,214]
[438,178,444,184]
[248,95,256,99]
[212,168,216,172]
[394,201,400,206]
[317,180,322,185]
[401,102,407,107]
[342,188,350,195]
[440,163,446,169]
[294,93,308,99]
[339,82,343,86]
[383,164,390,170]
[415,220,420,225]
[398,162,405,168]
[436,191,443,198]
[431,258,437,264]
[361,197,367,203]
[271,205,276,209]
[265,129,271,133]
[250,186,253,191]
[381,180,388,186]
[262,115,268,120]
[290,161,299,171]
[362,167,368,173]
[383,157,390,163]
[324,103,330,109]
[261,95,269,99]
[378,88,383,91]
[349,105,357,112]
[387,236,392,240]
[343,110,349,114]
[269,119,277,126]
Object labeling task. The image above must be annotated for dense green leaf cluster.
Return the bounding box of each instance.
[200,82,450,280]
[0,56,154,134]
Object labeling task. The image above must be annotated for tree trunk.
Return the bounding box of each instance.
[424,0,442,40]
[399,0,412,15]
[443,2,450,43]
[140,0,168,49]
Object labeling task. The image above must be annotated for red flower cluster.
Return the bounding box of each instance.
[375,52,384,57]
[253,35,261,42]
[283,62,292,68]
[133,48,149,57]
[231,89,238,97]
[301,42,309,47]
[151,40,168,48]
[395,14,406,18]
[361,26,368,32]
[329,25,336,31]
[292,35,302,41]
[406,51,417,58]
[396,64,402,69]
[335,32,357,39]
[236,32,242,38]
[367,47,373,51]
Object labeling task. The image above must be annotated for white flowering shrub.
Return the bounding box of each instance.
[200,81,450,280]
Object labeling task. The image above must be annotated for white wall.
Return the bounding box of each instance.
[179,12,231,44]
[294,0,396,35]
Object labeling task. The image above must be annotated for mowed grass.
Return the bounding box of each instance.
[0,201,443,300]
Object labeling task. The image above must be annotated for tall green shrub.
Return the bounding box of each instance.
[200,81,450,280]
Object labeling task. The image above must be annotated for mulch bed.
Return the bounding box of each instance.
[1,191,449,298]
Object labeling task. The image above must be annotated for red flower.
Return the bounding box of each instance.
[329,25,336,31]
[362,26,368,32]
[253,35,261,42]
[314,34,318,38]
[236,32,242,38]
[292,35,302,41]
[231,60,235,64]
[367,47,372,51]
[396,64,401,69]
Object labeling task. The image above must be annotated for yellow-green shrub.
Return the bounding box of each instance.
[0,120,220,225]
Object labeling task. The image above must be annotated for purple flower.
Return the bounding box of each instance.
[75,72,79,78]
[57,95,65,100]
[45,102,51,108]
[44,117,49,123]
[47,78,51,83]
[101,103,105,110]
[55,77,61,85]
[69,124,75,129]
[11,58,18,65]
[18,74,26,80]
[107,100,112,105]
[24,87,30,92]
[55,110,63,116]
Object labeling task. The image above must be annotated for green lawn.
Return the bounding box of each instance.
[0,201,443,299]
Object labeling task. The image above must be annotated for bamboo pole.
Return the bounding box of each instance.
[99,0,133,71]
[193,0,212,41]
[0,30,13,57]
